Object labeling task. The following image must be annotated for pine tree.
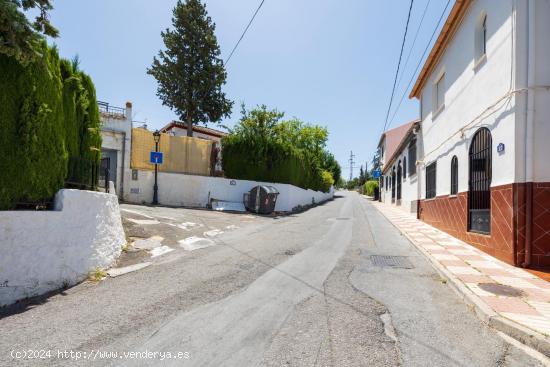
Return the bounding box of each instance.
[0,0,59,64]
[148,0,233,136]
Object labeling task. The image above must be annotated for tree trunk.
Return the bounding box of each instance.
[186,115,193,137]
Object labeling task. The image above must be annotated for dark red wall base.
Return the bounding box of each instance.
[418,183,550,268]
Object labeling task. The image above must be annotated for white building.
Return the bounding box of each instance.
[379,0,550,268]
[99,101,133,198]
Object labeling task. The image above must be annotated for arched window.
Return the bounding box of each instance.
[468,128,492,233]
[450,156,458,195]
[475,12,487,62]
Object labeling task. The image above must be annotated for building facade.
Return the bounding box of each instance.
[380,0,550,268]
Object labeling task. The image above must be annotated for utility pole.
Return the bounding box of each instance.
[348,150,355,181]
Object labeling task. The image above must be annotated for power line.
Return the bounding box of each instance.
[387,0,451,129]
[382,0,415,133]
[394,0,432,96]
[225,0,266,66]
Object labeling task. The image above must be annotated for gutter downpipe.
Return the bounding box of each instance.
[522,0,535,268]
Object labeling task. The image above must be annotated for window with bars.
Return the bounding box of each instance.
[450,156,458,195]
[408,140,417,175]
[426,162,437,199]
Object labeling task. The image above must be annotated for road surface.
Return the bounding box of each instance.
[0,192,546,366]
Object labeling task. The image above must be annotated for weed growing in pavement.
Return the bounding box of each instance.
[89,267,107,282]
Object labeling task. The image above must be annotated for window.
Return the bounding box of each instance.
[408,139,417,175]
[450,156,458,195]
[475,13,488,63]
[434,73,445,112]
[403,156,407,179]
[426,162,437,199]
[468,128,492,234]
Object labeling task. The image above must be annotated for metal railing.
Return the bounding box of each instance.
[98,101,125,117]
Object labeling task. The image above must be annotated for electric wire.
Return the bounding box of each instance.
[382,0,415,133]
[225,0,266,66]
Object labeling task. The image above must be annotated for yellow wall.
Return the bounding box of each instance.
[131,128,212,176]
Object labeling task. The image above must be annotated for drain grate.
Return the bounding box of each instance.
[371,255,413,269]
[478,283,525,297]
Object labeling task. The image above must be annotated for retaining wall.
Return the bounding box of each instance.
[0,189,125,307]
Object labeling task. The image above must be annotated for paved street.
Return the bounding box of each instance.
[1,192,548,366]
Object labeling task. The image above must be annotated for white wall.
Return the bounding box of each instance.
[0,190,125,307]
[100,103,133,199]
[123,170,333,212]
[418,0,518,198]
[514,0,550,183]
[379,141,420,214]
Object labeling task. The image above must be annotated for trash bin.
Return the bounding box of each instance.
[243,185,279,214]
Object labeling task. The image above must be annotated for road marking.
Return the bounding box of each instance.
[150,246,175,258]
[178,236,216,251]
[127,218,160,225]
[204,229,224,237]
[121,208,155,219]
[133,236,164,250]
[107,262,152,277]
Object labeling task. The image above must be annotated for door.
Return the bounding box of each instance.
[397,161,402,202]
[468,128,492,234]
[100,149,118,190]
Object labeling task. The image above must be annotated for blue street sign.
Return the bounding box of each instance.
[497,143,505,153]
[373,169,381,179]
[150,151,163,164]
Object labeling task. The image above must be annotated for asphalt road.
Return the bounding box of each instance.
[0,192,547,366]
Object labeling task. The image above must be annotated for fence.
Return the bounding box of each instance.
[131,128,213,176]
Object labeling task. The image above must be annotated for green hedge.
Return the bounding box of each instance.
[0,42,101,209]
[364,180,379,197]
[222,138,331,192]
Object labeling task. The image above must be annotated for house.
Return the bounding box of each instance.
[99,101,133,198]
[380,0,550,268]
[160,121,227,142]
[160,121,227,173]
[378,120,421,213]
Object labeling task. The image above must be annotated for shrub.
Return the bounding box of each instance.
[222,105,337,193]
[0,42,101,209]
[364,180,379,197]
[320,171,335,192]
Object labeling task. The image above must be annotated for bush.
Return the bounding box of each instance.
[222,105,337,193]
[364,180,379,197]
[320,171,335,192]
[0,42,101,209]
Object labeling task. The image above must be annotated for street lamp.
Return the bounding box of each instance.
[153,130,161,205]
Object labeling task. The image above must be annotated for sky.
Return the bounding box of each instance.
[43,0,451,180]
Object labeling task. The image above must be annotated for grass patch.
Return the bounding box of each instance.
[89,267,107,282]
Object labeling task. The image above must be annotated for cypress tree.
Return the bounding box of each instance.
[148,0,233,137]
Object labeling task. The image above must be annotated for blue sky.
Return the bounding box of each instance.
[45,0,451,180]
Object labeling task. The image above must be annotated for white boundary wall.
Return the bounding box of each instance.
[124,170,333,212]
[0,190,125,307]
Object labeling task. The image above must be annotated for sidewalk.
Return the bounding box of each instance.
[371,200,550,356]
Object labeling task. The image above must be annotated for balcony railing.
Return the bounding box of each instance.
[98,101,125,117]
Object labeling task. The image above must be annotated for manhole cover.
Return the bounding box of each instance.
[478,283,525,297]
[371,255,414,269]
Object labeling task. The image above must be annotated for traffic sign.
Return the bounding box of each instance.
[150,151,163,165]
[373,169,381,179]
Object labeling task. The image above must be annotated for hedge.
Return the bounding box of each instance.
[0,42,101,209]
[222,138,332,192]
[364,180,379,197]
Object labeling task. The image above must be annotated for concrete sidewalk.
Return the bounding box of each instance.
[371,200,550,357]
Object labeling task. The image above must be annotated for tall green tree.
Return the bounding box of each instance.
[0,0,59,64]
[148,0,232,137]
